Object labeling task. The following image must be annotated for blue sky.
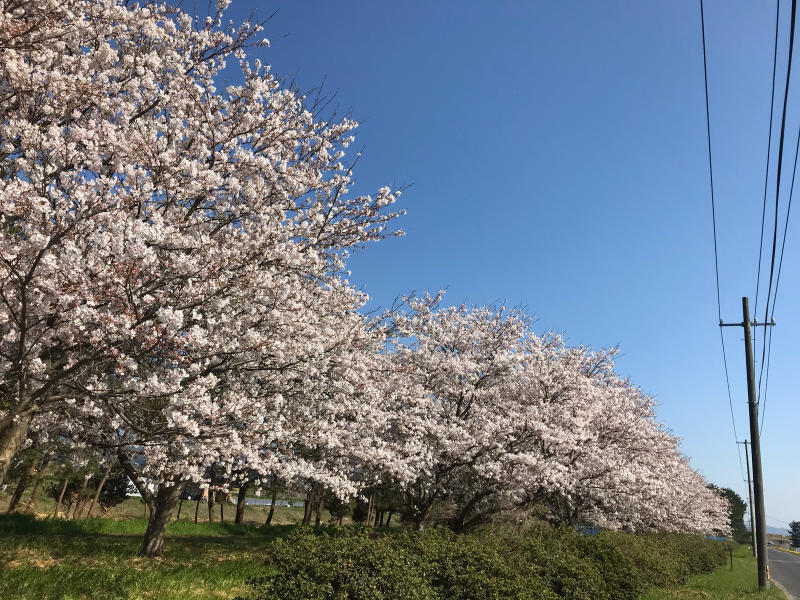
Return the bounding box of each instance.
[224,0,799,529]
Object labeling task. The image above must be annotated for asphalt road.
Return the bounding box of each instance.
[769,547,800,599]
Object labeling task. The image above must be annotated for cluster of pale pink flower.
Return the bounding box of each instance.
[389,296,729,535]
[0,0,727,555]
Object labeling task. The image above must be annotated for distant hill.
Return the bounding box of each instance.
[746,525,788,536]
[768,525,789,536]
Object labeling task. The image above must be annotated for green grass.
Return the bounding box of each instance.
[1,485,315,526]
[640,544,786,599]
[0,507,772,600]
[0,513,289,599]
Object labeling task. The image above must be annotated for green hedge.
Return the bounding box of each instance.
[241,526,728,600]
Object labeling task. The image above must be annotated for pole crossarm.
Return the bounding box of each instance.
[720,320,776,328]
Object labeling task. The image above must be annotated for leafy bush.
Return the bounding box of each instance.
[97,470,134,509]
[242,525,728,600]
[246,527,437,600]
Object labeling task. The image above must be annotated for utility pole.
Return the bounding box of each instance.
[738,439,756,558]
[721,297,771,591]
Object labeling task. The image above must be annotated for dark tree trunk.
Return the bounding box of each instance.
[53,478,69,518]
[338,514,344,526]
[378,511,385,527]
[0,415,31,488]
[385,511,393,527]
[7,473,30,512]
[194,496,201,523]
[450,491,493,533]
[219,493,225,523]
[413,503,432,531]
[175,498,184,521]
[302,489,312,525]
[265,488,277,526]
[207,491,216,522]
[86,466,111,519]
[71,495,85,519]
[235,482,248,524]
[314,498,322,526]
[366,494,374,526]
[139,483,185,558]
[25,464,49,514]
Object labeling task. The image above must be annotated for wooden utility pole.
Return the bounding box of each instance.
[738,439,757,558]
[721,297,771,591]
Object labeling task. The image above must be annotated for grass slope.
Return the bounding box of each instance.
[640,545,785,599]
[0,514,288,599]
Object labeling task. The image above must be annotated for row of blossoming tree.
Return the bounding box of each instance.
[0,0,728,557]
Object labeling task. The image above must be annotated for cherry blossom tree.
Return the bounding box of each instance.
[389,296,729,535]
[0,0,729,557]
[0,0,410,555]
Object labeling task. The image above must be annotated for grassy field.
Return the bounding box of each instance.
[0,513,288,599]
[1,486,322,526]
[640,544,786,600]
[0,487,344,599]
[0,488,776,600]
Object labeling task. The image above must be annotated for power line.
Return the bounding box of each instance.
[759,0,798,431]
[760,0,797,379]
[771,122,799,318]
[699,0,747,484]
[755,0,781,322]
[700,0,722,321]
[759,120,799,431]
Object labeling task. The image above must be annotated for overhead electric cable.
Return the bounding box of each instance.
[758,0,797,436]
[761,0,797,370]
[699,0,746,483]
[759,120,799,432]
[755,0,781,321]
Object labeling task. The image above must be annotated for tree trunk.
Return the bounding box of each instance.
[338,514,344,526]
[25,464,49,514]
[139,483,185,558]
[219,493,225,523]
[7,472,30,512]
[72,476,93,519]
[207,491,216,523]
[194,496,201,523]
[86,467,111,519]
[366,494,374,526]
[385,511,392,527]
[175,498,184,521]
[53,478,68,518]
[235,482,248,524]
[0,415,31,488]
[302,489,312,525]
[314,498,322,526]
[265,488,277,526]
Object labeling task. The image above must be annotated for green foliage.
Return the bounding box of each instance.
[243,525,728,600]
[717,486,750,544]
[246,527,437,600]
[97,470,134,509]
[789,521,800,547]
[351,499,369,524]
[44,478,83,511]
[641,544,785,600]
[323,494,352,523]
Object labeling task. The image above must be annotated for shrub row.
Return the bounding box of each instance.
[242,525,728,600]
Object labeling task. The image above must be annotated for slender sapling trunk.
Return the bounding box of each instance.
[53,478,68,518]
[265,488,276,526]
[86,467,111,519]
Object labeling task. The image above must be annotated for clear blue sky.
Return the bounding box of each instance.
[224,0,799,530]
